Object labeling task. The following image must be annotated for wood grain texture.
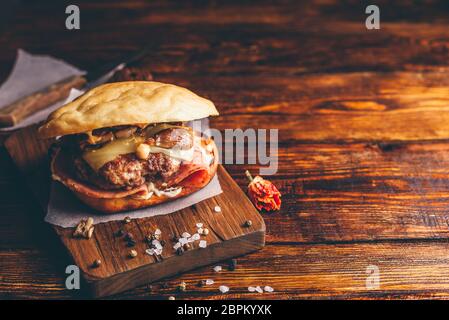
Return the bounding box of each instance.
[4,125,265,297]
[4,242,449,300]
[2,0,449,299]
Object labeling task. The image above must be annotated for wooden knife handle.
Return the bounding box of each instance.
[0,75,86,127]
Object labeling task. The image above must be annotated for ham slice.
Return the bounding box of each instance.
[50,138,217,199]
[165,142,214,187]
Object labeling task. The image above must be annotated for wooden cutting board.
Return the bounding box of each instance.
[4,124,265,298]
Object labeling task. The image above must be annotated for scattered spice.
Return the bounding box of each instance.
[178,281,186,292]
[245,170,281,211]
[129,249,137,258]
[92,259,101,268]
[199,240,207,248]
[161,282,169,289]
[168,296,175,300]
[124,232,135,242]
[176,247,184,256]
[191,233,200,241]
[127,240,136,247]
[219,285,229,293]
[73,217,95,239]
[87,227,95,239]
[115,229,124,237]
[198,279,215,287]
[244,220,253,228]
[255,286,263,293]
[182,232,191,238]
[228,259,237,271]
[264,286,274,292]
[248,285,274,293]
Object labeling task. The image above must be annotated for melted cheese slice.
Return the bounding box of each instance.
[82,136,194,171]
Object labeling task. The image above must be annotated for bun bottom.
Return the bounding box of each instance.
[75,169,215,213]
[51,138,218,214]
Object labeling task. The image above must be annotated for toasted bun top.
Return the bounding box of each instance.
[38,81,219,138]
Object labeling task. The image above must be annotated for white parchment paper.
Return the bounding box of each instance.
[0,49,86,131]
[45,175,222,228]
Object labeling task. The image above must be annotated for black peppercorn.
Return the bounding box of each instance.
[124,232,134,241]
[160,282,169,289]
[127,240,136,247]
[92,259,101,268]
[228,259,237,271]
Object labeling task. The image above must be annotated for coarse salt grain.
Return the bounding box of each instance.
[214,206,221,213]
[179,237,188,245]
[196,223,203,228]
[154,248,163,255]
[192,233,201,241]
[173,242,181,250]
[205,279,214,285]
[255,286,263,293]
[146,248,155,256]
[182,232,191,238]
[264,286,274,292]
[213,265,222,272]
[152,240,162,249]
[248,286,256,292]
[197,227,204,234]
[219,285,229,293]
[199,240,207,248]
[154,229,161,235]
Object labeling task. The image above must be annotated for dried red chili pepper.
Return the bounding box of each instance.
[245,170,281,211]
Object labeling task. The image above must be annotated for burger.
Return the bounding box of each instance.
[38,81,219,213]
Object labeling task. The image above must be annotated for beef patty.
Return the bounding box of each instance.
[72,127,192,190]
[74,153,180,190]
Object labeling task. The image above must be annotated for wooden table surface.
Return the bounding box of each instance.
[3,0,449,299]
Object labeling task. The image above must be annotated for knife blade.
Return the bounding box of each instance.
[84,44,152,89]
[0,45,152,128]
